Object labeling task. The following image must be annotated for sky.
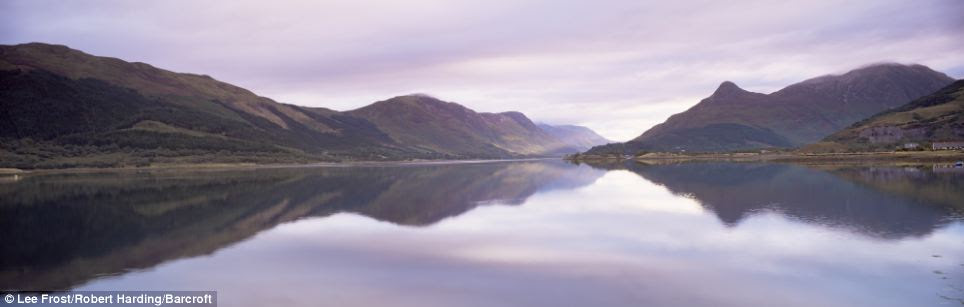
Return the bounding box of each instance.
[2,0,963,141]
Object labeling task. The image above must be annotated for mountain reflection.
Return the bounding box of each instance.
[578,161,964,239]
[0,161,604,290]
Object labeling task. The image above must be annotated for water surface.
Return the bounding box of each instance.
[1,160,962,306]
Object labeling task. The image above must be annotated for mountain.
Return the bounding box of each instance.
[0,43,423,166]
[348,94,581,157]
[809,79,964,151]
[0,43,597,168]
[586,63,954,154]
[537,123,611,151]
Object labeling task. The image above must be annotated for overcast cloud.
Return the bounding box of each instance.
[2,0,962,140]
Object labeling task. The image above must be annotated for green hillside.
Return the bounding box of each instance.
[809,80,964,152]
[0,43,603,168]
[349,95,580,157]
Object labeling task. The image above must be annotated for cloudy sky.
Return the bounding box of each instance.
[2,0,962,141]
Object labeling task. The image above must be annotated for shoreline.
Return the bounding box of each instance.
[565,151,964,164]
[5,151,963,175]
[0,158,558,175]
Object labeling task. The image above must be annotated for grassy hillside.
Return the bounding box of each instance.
[349,95,579,158]
[0,68,429,168]
[808,80,964,152]
[1,43,604,167]
[0,43,437,167]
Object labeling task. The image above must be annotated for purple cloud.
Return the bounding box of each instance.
[2,0,962,140]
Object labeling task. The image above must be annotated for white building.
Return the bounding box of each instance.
[932,141,964,150]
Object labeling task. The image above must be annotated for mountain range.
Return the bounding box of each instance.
[0,43,607,168]
[3,42,960,167]
[586,63,955,154]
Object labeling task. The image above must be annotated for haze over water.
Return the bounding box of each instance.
[1,160,962,306]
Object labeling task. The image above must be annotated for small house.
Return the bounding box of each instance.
[932,141,964,150]
[902,142,920,150]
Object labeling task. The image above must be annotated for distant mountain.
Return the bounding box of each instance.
[537,123,610,151]
[586,63,954,154]
[0,43,598,167]
[809,79,964,151]
[348,94,581,157]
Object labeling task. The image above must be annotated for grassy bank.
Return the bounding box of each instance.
[566,150,964,164]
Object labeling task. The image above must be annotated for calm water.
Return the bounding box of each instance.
[1,160,963,306]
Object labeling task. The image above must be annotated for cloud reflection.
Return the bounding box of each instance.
[76,162,964,307]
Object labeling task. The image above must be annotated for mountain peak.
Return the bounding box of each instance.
[712,81,747,97]
[797,63,950,86]
[496,111,537,127]
[855,62,921,70]
[618,62,954,153]
[6,42,73,53]
[383,94,447,106]
[406,93,437,99]
[390,93,437,101]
